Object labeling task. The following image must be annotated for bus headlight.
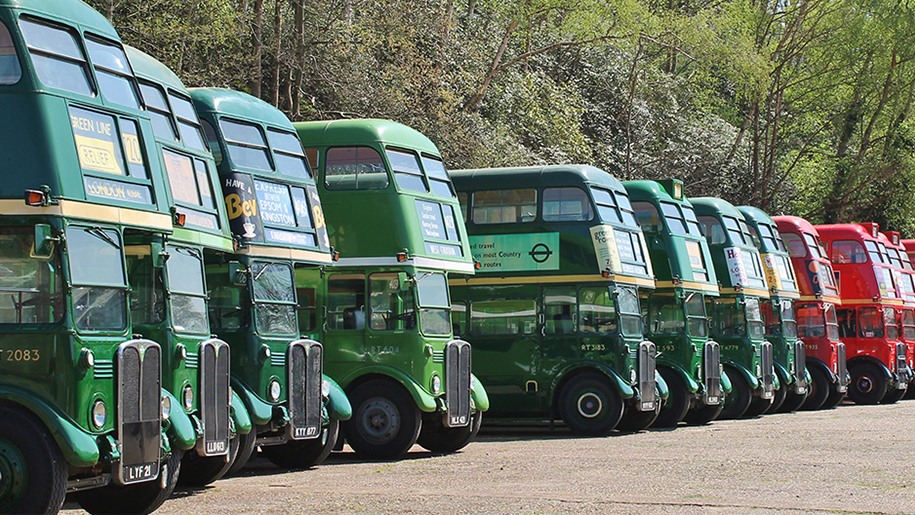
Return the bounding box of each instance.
[161,395,172,421]
[175,344,188,361]
[183,385,194,410]
[91,400,107,429]
[268,379,281,402]
[431,375,442,393]
[261,345,272,360]
[321,379,330,399]
[629,368,637,384]
[80,348,95,369]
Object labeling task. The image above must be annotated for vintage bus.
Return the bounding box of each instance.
[816,223,910,403]
[294,119,489,459]
[902,239,915,264]
[449,166,662,435]
[0,1,189,511]
[691,198,776,418]
[878,230,915,395]
[126,46,247,485]
[190,88,351,470]
[772,216,847,409]
[738,206,809,413]
[624,179,725,426]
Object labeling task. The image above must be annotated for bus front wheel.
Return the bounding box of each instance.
[345,380,421,460]
[651,368,690,428]
[226,427,257,475]
[881,385,907,404]
[719,366,751,419]
[800,366,830,411]
[75,447,182,514]
[262,418,340,468]
[848,362,889,405]
[682,400,723,425]
[417,410,482,453]
[558,372,623,436]
[0,406,67,514]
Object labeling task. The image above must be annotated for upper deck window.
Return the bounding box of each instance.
[698,216,726,245]
[325,146,388,190]
[169,92,206,151]
[0,21,21,84]
[457,192,469,222]
[591,188,637,227]
[723,216,745,245]
[782,233,806,258]
[756,223,784,252]
[267,129,308,179]
[831,240,866,264]
[85,37,138,109]
[219,118,271,171]
[387,149,427,193]
[19,17,93,96]
[472,189,536,224]
[138,81,177,140]
[421,156,455,198]
[659,201,701,236]
[865,241,886,264]
[632,202,662,232]
[543,187,592,221]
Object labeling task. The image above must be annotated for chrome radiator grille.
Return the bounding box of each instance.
[444,340,472,428]
[288,340,322,440]
[836,342,848,392]
[115,339,161,486]
[703,341,722,405]
[637,341,657,411]
[199,339,231,456]
[760,342,775,399]
[793,340,807,392]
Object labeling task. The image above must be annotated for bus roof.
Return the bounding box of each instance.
[773,215,817,236]
[125,45,184,91]
[623,179,681,203]
[294,119,440,155]
[816,223,881,242]
[450,165,625,192]
[1,0,118,38]
[189,87,296,130]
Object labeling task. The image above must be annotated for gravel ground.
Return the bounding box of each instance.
[65,401,915,514]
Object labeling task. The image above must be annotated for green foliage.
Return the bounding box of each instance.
[87,0,915,235]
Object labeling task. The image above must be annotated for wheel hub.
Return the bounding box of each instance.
[0,438,27,505]
[360,398,400,442]
[576,393,603,419]
[857,375,874,393]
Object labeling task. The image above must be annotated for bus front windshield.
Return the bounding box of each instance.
[67,227,127,331]
[884,307,899,340]
[414,272,451,336]
[902,309,915,340]
[166,246,208,334]
[617,287,642,337]
[744,298,765,340]
[762,299,796,339]
[251,262,297,336]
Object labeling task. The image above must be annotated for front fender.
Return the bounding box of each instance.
[806,358,837,384]
[345,367,438,413]
[323,375,352,421]
[230,389,252,434]
[232,378,274,426]
[0,386,99,467]
[720,368,733,393]
[552,362,635,400]
[163,390,196,451]
[658,363,700,394]
[722,362,760,391]
[774,361,792,387]
[471,373,490,412]
[849,356,894,382]
[654,370,669,400]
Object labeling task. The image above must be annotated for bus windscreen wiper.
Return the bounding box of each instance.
[87,227,120,249]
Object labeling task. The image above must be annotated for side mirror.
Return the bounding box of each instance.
[31,224,55,260]
[228,261,248,286]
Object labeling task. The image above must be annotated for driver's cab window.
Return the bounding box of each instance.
[0,228,63,324]
[327,274,365,330]
[369,272,415,331]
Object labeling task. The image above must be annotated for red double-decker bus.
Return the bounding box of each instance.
[816,223,911,404]
[879,230,915,396]
[773,216,847,409]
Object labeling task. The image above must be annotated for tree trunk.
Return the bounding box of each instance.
[271,0,282,107]
[464,19,518,113]
[250,0,264,97]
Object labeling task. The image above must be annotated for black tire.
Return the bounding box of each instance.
[822,384,846,408]
[616,397,661,433]
[177,445,233,487]
[743,394,773,418]
[765,367,788,414]
[226,427,256,475]
[416,410,482,453]
[261,418,340,468]
[847,362,890,405]
[800,366,830,411]
[683,401,723,425]
[779,391,807,413]
[651,368,690,428]
[344,379,422,460]
[557,372,623,436]
[881,384,907,404]
[719,366,752,419]
[905,382,915,399]
[0,405,67,514]
[75,448,182,514]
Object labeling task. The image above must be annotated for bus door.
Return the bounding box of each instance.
[466,286,540,415]
[365,271,417,359]
[324,273,370,367]
[541,286,579,370]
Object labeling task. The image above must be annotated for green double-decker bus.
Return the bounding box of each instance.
[449,165,661,435]
[624,180,726,426]
[738,206,809,413]
[294,119,489,459]
[190,88,351,471]
[692,198,776,418]
[0,1,192,511]
[125,46,248,485]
